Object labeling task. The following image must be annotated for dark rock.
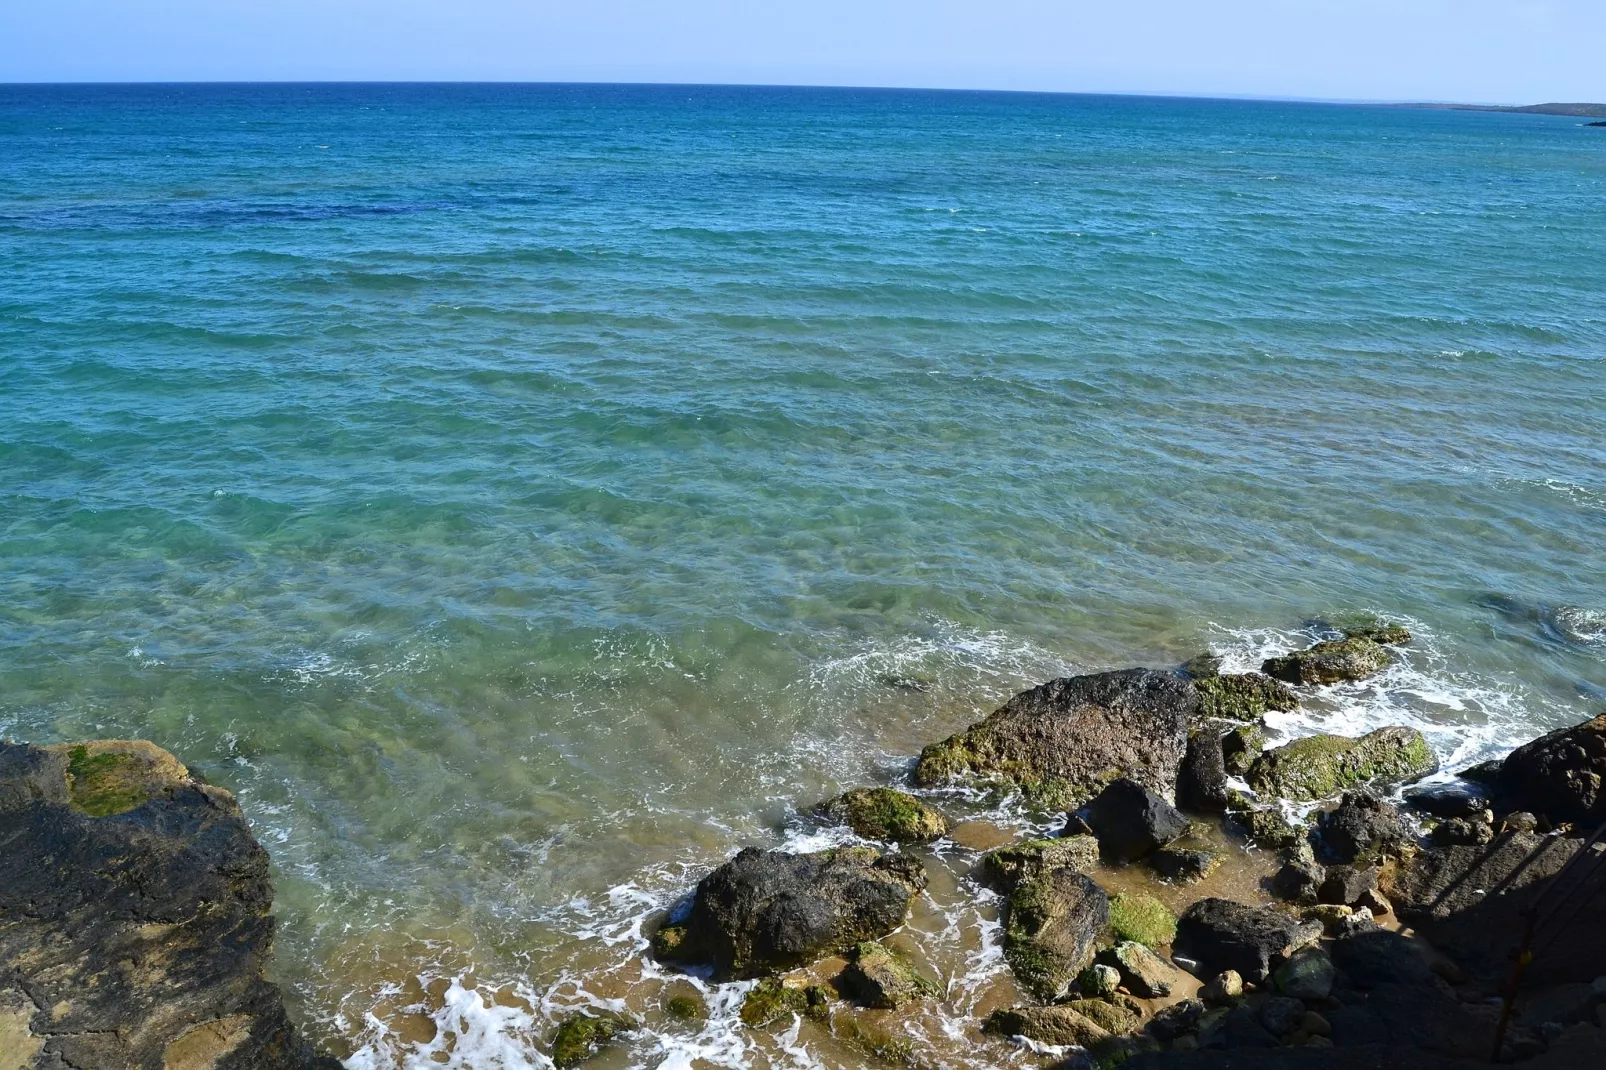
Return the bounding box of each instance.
[1229,799,1311,853]
[1086,778,1189,863]
[1274,946,1336,1000]
[1259,995,1306,1037]
[1149,846,1222,883]
[1271,858,1326,903]
[1195,673,1300,722]
[1501,810,1540,833]
[1458,757,1505,784]
[1221,723,1266,777]
[1261,636,1392,686]
[1179,730,1230,813]
[0,740,341,1070]
[1004,867,1110,1000]
[913,669,1196,810]
[1498,713,1606,825]
[551,1012,634,1067]
[977,835,1099,892]
[1217,1004,1280,1048]
[1404,780,1491,818]
[1318,864,1379,907]
[835,940,940,1009]
[1341,621,1412,646]
[1335,909,1379,936]
[1316,791,1409,863]
[1174,898,1320,983]
[1248,728,1436,801]
[1429,815,1494,847]
[1330,929,1433,987]
[817,787,948,843]
[653,845,926,979]
[1148,999,1205,1042]
[1125,1044,1485,1069]
[984,1005,1111,1048]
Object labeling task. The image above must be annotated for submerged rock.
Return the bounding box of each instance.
[817,786,949,843]
[1086,777,1190,863]
[551,1012,634,1067]
[913,669,1195,810]
[653,845,926,980]
[1195,673,1299,723]
[1316,791,1410,863]
[1178,729,1230,813]
[977,835,1100,892]
[1174,898,1320,983]
[1497,712,1606,825]
[1246,727,1436,801]
[1341,621,1412,646]
[1261,636,1392,686]
[1003,867,1111,1001]
[835,941,940,1009]
[0,740,340,1070]
[1273,947,1336,1000]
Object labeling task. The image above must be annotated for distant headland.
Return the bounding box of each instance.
[1395,101,1606,119]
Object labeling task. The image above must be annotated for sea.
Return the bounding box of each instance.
[2,83,1603,1068]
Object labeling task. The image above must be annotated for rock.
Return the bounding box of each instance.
[1315,791,1410,863]
[1355,888,1391,917]
[977,835,1100,892]
[1178,730,1230,813]
[551,1013,633,1067]
[1221,723,1266,777]
[1335,908,1378,936]
[662,986,707,1021]
[1342,621,1412,646]
[738,978,829,1026]
[1430,814,1494,846]
[1301,903,1354,935]
[652,845,926,979]
[1201,970,1244,1004]
[1318,864,1379,907]
[1086,778,1190,862]
[1149,847,1222,883]
[1248,728,1436,801]
[1300,1010,1332,1037]
[1004,867,1111,1000]
[1066,995,1145,1035]
[1261,636,1392,686]
[1498,713,1606,824]
[1215,1004,1280,1048]
[984,1005,1111,1048]
[1174,898,1319,983]
[1274,947,1336,1000]
[1078,962,1122,998]
[1228,797,1310,853]
[1329,929,1433,987]
[1259,996,1306,1037]
[1148,999,1205,1042]
[1183,653,1224,678]
[913,669,1195,810]
[1107,891,1178,948]
[835,941,940,1009]
[818,787,948,843]
[1501,810,1540,833]
[1404,780,1491,818]
[1271,858,1326,903]
[1195,673,1300,723]
[0,741,341,1070]
[1100,940,1186,998]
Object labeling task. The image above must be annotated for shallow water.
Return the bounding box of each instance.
[2,84,1604,1067]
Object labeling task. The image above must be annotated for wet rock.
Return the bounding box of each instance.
[1107,891,1178,948]
[1342,621,1412,646]
[1227,795,1310,853]
[1330,929,1433,988]
[1429,814,1494,846]
[1178,730,1230,813]
[1221,723,1266,777]
[1149,846,1222,883]
[1148,999,1205,1042]
[1271,857,1326,903]
[977,835,1100,892]
[652,845,926,979]
[1201,970,1244,1004]
[1318,864,1379,907]
[1175,898,1320,983]
[551,1012,634,1067]
[1335,908,1378,936]
[1274,947,1336,1000]
[1498,712,1606,825]
[1355,887,1391,917]
[1404,780,1491,818]
[984,1005,1111,1048]
[817,787,949,843]
[1078,962,1122,998]
[0,741,341,1070]
[1195,673,1300,723]
[1066,995,1145,1035]
[1300,1010,1332,1037]
[1261,636,1392,686]
[1004,867,1111,1001]
[1086,778,1189,862]
[738,978,829,1026]
[1182,653,1224,679]
[1100,940,1187,998]
[1247,728,1436,802]
[913,669,1195,810]
[1315,791,1410,863]
[1301,903,1354,935]
[661,986,707,1021]
[1259,995,1306,1037]
[1215,1004,1280,1049]
[836,940,940,1009]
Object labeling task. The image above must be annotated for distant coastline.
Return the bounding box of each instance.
[1395,100,1606,118]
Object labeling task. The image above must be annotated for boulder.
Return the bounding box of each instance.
[977,835,1099,892]
[1274,947,1336,1000]
[1221,723,1266,777]
[1259,996,1306,1037]
[817,787,948,843]
[1194,673,1300,723]
[913,669,1195,809]
[1201,970,1244,1004]
[1260,637,1392,686]
[551,1013,634,1067]
[1086,778,1190,863]
[1316,792,1409,863]
[1003,867,1110,1001]
[1174,898,1320,983]
[1248,728,1435,802]
[652,845,926,979]
[1149,846,1222,883]
[1341,621,1412,646]
[1498,713,1606,825]
[1403,780,1491,818]
[1078,962,1122,998]
[1148,999,1206,1042]
[1178,730,1230,813]
[1329,929,1433,988]
[984,1005,1110,1048]
[738,978,830,1027]
[1100,940,1188,998]
[1318,865,1379,907]
[1429,814,1494,847]
[1227,795,1310,853]
[1108,891,1178,947]
[1207,1004,1280,1049]
[0,741,341,1070]
[835,941,940,1009]
[1065,995,1145,1035]
[1271,858,1326,903]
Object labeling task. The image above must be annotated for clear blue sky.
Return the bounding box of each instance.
[2,1,1602,103]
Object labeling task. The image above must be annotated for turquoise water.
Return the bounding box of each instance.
[3,84,1604,1066]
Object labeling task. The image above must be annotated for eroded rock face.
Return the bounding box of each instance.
[653,846,926,980]
[1246,727,1436,801]
[913,669,1195,810]
[0,741,339,1070]
[1260,636,1392,686]
[1498,712,1606,825]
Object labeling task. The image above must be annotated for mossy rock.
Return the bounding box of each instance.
[1343,621,1411,646]
[1064,996,1144,1035]
[550,1012,633,1068]
[984,1005,1112,1048]
[1246,727,1436,801]
[1195,674,1298,723]
[650,924,689,961]
[832,1015,915,1065]
[819,787,948,844]
[1003,868,1109,1001]
[1260,637,1391,686]
[1229,802,1309,852]
[50,740,189,817]
[836,941,940,1009]
[977,835,1099,892]
[1221,723,1267,777]
[740,978,808,1027]
[1181,653,1224,679]
[662,990,707,1021]
[1106,892,1177,948]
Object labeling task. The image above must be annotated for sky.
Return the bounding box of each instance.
[1,1,1603,103]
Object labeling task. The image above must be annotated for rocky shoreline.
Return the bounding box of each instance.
[4,620,1605,1069]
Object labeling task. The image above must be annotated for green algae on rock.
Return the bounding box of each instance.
[1194,673,1299,723]
[1003,867,1110,1001]
[1246,727,1436,801]
[836,940,941,1009]
[738,978,830,1027]
[818,787,948,843]
[550,1012,633,1068]
[1106,892,1178,948]
[984,1004,1112,1048]
[1221,723,1267,777]
[977,835,1100,892]
[56,740,190,817]
[1260,636,1392,686]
